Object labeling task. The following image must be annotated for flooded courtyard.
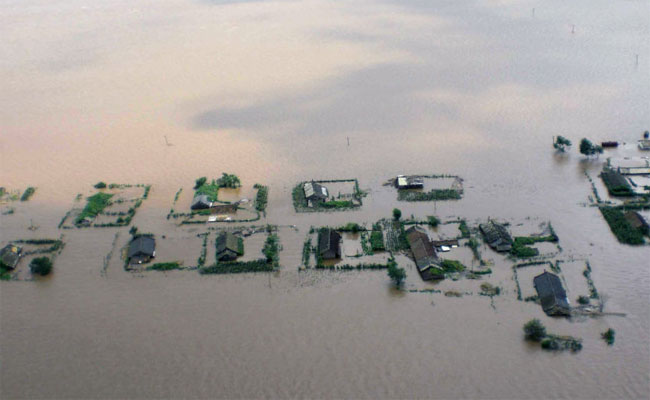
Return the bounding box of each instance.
[1,0,649,398]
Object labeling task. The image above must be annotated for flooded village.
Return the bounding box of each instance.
[1,0,649,398]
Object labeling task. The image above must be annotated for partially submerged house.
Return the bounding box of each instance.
[303,181,329,207]
[216,232,243,262]
[318,228,341,260]
[638,139,650,151]
[601,170,633,196]
[191,195,213,210]
[618,166,650,175]
[406,226,440,279]
[396,175,424,189]
[128,236,155,264]
[0,244,23,270]
[533,271,571,316]
[624,211,649,234]
[479,221,513,252]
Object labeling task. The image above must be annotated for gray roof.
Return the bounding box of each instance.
[128,236,155,258]
[216,232,241,255]
[0,244,22,270]
[318,228,341,258]
[406,226,437,270]
[304,182,329,201]
[191,195,213,210]
[479,221,512,251]
[533,271,570,315]
[624,211,648,230]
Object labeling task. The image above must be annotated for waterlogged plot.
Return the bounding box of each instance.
[59,184,150,228]
[199,227,280,274]
[0,238,64,281]
[390,174,463,202]
[0,186,37,215]
[167,175,267,224]
[292,179,365,212]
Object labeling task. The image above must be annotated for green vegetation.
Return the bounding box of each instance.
[577,295,590,305]
[553,136,572,152]
[194,179,220,201]
[370,227,385,251]
[254,184,269,213]
[149,262,182,271]
[601,328,615,345]
[600,207,645,245]
[237,237,245,256]
[30,257,53,276]
[302,238,312,267]
[263,233,280,268]
[338,222,363,232]
[398,188,461,202]
[216,173,241,188]
[197,234,208,267]
[510,235,558,258]
[75,192,113,225]
[194,177,207,189]
[440,259,466,272]
[20,187,36,201]
[201,231,279,274]
[467,237,481,260]
[601,170,634,196]
[322,200,354,209]
[541,335,583,352]
[458,220,470,238]
[480,282,501,296]
[393,208,402,221]
[427,216,440,227]
[579,138,603,157]
[583,264,599,299]
[523,319,547,342]
[14,239,64,254]
[0,266,12,280]
[292,179,363,212]
[387,257,406,286]
[94,182,107,189]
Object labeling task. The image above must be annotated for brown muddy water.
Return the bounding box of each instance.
[1,0,649,398]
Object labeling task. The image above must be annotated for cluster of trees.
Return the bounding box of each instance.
[553,136,603,157]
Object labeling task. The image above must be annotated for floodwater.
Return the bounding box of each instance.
[1,0,649,398]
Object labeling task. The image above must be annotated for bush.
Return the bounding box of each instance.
[440,259,465,272]
[216,173,241,188]
[20,187,36,201]
[553,136,572,152]
[149,262,182,271]
[338,222,363,232]
[601,328,615,345]
[427,216,440,227]
[577,295,590,305]
[579,138,603,157]
[393,208,402,221]
[30,257,53,276]
[523,319,546,342]
[254,185,269,212]
[194,177,207,189]
[541,338,559,350]
[387,257,406,286]
[94,182,107,189]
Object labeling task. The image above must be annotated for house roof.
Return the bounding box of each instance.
[479,221,512,248]
[533,271,570,314]
[0,244,22,269]
[624,211,648,229]
[128,236,155,258]
[212,203,238,214]
[191,195,212,209]
[406,226,437,270]
[304,182,329,200]
[601,170,630,190]
[318,228,341,256]
[216,232,241,255]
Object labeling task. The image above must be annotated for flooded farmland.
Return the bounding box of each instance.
[1,0,649,398]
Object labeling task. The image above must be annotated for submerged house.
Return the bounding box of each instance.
[406,226,440,279]
[318,228,341,260]
[396,175,424,189]
[303,181,329,207]
[479,221,513,252]
[216,232,243,262]
[624,211,649,234]
[0,244,23,270]
[128,236,155,264]
[191,195,213,210]
[533,271,571,316]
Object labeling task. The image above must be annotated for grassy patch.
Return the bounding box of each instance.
[20,187,36,201]
[195,180,220,201]
[149,262,182,271]
[440,259,465,272]
[370,227,385,251]
[398,188,461,202]
[76,192,114,225]
[600,207,645,245]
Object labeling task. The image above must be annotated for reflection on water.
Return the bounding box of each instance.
[1,0,649,398]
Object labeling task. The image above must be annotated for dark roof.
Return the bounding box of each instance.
[479,221,512,251]
[128,236,155,258]
[318,228,341,258]
[533,271,570,316]
[601,170,630,190]
[624,211,648,230]
[406,226,438,270]
[304,181,329,201]
[191,195,212,210]
[0,244,22,270]
[216,232,241,255]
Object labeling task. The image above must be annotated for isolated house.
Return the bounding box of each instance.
[191,195,213,210]
[406,226,439,274]
[533,271,571,316]
[128,236,155,264]
[395,175,424,189]
[318,228,341,260]
[0,244,23,270]
[216,232,243,262]
[303,181,329,206]
[479,221,513,252]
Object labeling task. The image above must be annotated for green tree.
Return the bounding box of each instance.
[392,208,402,221]
[523,319,547,342]
[553,136,572,152]
[579,138,603,157]
[30,257,53,276]
[194,177,207,189]
[387,257,406,286]
[94,181,107,189]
